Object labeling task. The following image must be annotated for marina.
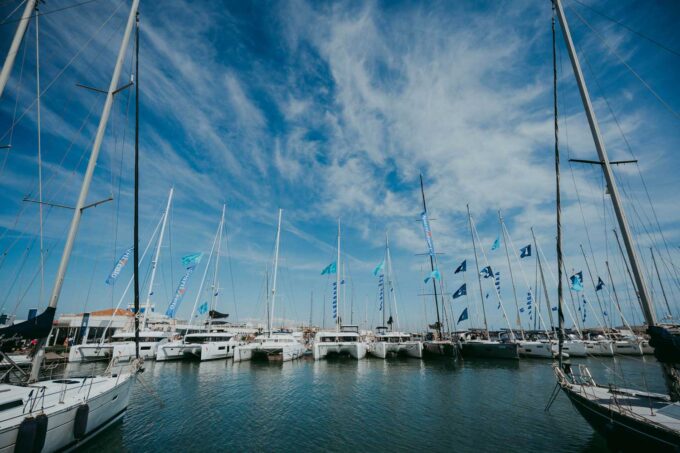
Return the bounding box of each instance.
[0,0,679,451]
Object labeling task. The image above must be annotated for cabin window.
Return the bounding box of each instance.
[141,346,151,351]
[218,346,226,350]
[0,400,23,411]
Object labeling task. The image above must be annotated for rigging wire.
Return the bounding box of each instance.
[223,209,239,322]
[34,3,44,309]
[0,0,103,26]
[569,0,680,58]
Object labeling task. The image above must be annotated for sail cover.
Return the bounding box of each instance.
[0,307,56,351]
[208,310,229,319]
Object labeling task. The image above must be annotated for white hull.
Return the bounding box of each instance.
[68,344,113,363]
[518,341,566,359]
[614,340,644,356]
[0,373,134,452]
[562,340,587,357]
[157,340,243,361]
[584,340,614,356]
[640,339,654,355]
[368,341,422,359]
[112,340,167,361]
[313,342,367,360]
[233,343,305,362]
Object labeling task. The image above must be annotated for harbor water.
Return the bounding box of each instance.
[80,356,666,452]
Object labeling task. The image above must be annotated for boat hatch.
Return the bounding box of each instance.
[52,379,80,384]
[656,403,680,420]
[0,400,23,412]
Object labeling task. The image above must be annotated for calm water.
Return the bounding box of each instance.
[78,355,667,452]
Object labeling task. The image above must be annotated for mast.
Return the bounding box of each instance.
[553,0,655,326]
[468,204,489,341]
[0,0,36,98]
[381,232,387,329]
[420,175,442,339]
[133,10,140,359]
[651,248,673,320]
[532,228,555,333]
[499,212,524,340]
[309,291,313,328]
[552,2,565,366]
[269,209,283,337]
[142,187,173,327]
[208,204,226,330]
[29,0,140,382]
[386,231,400,331]
[336,218,341,331]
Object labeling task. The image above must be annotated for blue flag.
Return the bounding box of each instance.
[452,283,466,299]
[570,271,584,291]
[321,262,337,275]
[457,308,468,324]
[494,272,500,292]
[420,211,435,257]
[424,269,441,284]
[480,266,493,278]
[373,260,385,276]
[198,302,209,315]
[105,246,133,285]
[181,253,203,267]
[491,236,500,251]
[596,277,605,291]
[454,260,467,274]
[520,244,531,258]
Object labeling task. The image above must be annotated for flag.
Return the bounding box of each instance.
[603,310,608,317]
[494,272,500,292]
[551,306,558,311]
[452,283,466,299]
[526,291,532,306]
[491,236,500,251]
[480,266,493,278]
[570,271,584,291]
[457,308,468,324]
[378,274,385,311]
[198,302,208,315]
[420,211,435,257]
[424,269,441,284]
[166,264,198,318]
[596,277,605,291]
[181,253,203,267]
[373,260,385,276]
[520,308,525,313]
[454,260,466,274]
[332,281,338,318]
[520,244,531,258]
[105,246,133,285]
[321,262,337,275]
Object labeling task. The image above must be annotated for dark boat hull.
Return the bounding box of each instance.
[422,341,459,359]
[461,341,519,359]
[563,386,680,451]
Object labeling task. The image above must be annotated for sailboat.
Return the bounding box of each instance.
[157,205,245,361]
[417,176,459,359]
[368,233,423,359]
[234,209,306,362]
[460,206,519,360]
[0,1,142,449]
[550,0,680,448]
[313,220,368,360]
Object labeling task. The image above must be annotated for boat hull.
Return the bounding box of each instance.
[69,344,113,363]
[614,340,644,356]
[369,341,423,359]
[233,344,305,362]
[518,341,565,359]
[562,340,587,357]
[422,340,459,359]
[313,342,367,360]
[461,341,519,359]
[584,340,614,357]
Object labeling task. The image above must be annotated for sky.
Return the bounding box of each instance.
[0,0,679,334]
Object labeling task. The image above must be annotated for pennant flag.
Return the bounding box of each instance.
[181,253,203,267]
[373,260,385,277]
[198,302,209,315]
[551,306,558,311]
[321,261,337,275]
[424,269,441,284]
[520,244,531,258]
[596,277,605,291]
[457,307,469,324]
[494,272,501,292]
[570,271,584,291]
[454,260,467,274]
[452,283,467,299]
[332,281,338,319]
[520,307,525,313]
[491,236,500,251]
[526,291,532,306]
[420,211,436,257]
[166,264,198,318]
[480,266,493,278]
[105,246,133,285]
[603,310,608,317]
[378,274,385,311]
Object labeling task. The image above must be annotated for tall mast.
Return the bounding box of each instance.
[29,0,140,382]
[142,187,173,327]
[499,212,524,340]
[0,0,36,98]
[553,0,655,326]
[381,231,387,329]
[336,218,341,331]
[420,175,441,339]
[468,204,489,340]
[269,209,283,337]
[133,10,140,359]
[386,231,400,331]
[208,204,226,330]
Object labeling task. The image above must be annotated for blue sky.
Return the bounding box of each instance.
[1,0,679,333]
